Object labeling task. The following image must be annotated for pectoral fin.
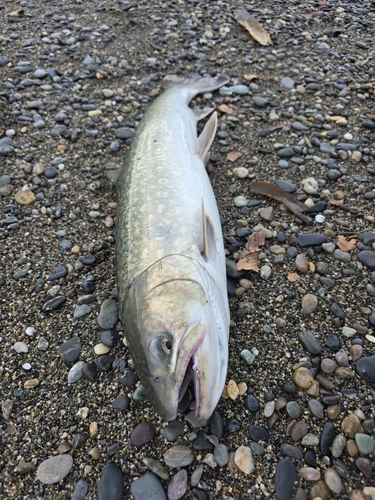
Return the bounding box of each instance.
[198,111,218,165]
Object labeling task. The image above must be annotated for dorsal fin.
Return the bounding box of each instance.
[202,198,217,261]
[198,111,217,166]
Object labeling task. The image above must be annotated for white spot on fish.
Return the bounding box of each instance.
[157,191,168,198]
[158,178,169,185]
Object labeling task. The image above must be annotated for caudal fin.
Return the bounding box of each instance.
[162,74,230,95]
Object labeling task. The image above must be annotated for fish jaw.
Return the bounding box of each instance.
[120,254,228,422]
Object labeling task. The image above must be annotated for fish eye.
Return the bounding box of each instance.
[150,334,173,360]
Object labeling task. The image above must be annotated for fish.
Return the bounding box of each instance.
[116,74,231,422]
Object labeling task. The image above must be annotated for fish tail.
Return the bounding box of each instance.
[162,74,230,97]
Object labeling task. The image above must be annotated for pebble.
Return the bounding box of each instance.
[308,399,324,419]
[249,425,269,441]
[167,469,187,500]
[275,459,297,500]
[143,458,169,480]
[97,299,118,329]
[13,341,28,353]
[299,467,320,481]
[356,355,375,383]
[96,462,124,500]
[67,361,85,384]
[292,366,313,388]
[320,421,336,455]
[57,336,81,362]
[130,422,155,446]
[298,234,327,247]
[324,467,342,494]
[160,421,184,441]
[355,457,372,479]
[37,454,73,484]
[72,479,89,500]
[301,294,318,315]
[298,331,321,354]
[234,446,254,475]
[355,433,375,455]
[164,446,194,468]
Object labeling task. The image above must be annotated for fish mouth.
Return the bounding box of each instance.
[176,340,204,421]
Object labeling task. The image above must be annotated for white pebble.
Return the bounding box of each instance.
[22,363,32,370]
[315,214,325,223]
[344,133,353,140]
[25,327,35,336]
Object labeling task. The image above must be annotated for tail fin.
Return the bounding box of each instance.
[162,74,230,95]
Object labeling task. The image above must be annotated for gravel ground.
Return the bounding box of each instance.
[1,1,375,499]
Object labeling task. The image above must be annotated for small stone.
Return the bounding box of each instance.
[24,379,39,388]
[234,446,254,475]
[58,337,81,362]
[355,433,375,455]
[89,447,100,460]
[234,196,248,207]
[214,444,229,467]
[82,362,97,381]
[324,467,342,494]
[298,331,321,354]
[168,469,187,500]
[249,425,269,441]
[299,467,320,481]
[321,358,337,373]
[164,446,194,468]
[355,457,372,479]
[308,399,324,419]
[227,379,239,400]
[298,234,327,247]
[97,299,118,329]
[68,361,85,384]
[350,344,363,361]
[356,355,375,383]
[130,422,155,446]
[310,481,330,500]
[358,251,375,270]
[13,341,28,353]
[301,294,318,314]
[295,254,309,273]
[2,399,14,420]
[335,349,349,366]
[291,421,308,442]
[15,462,37,474]
[97,462,124,500]
[37,455,73,484]
[72,479,89,500]
[286,401,301,419]
[143,458,169,480]
[112,396,130,411]
[292,366,313,388]
[160,420,184,441]
[275,459,297,500]
[14,190,35,206]
[320,421,336,455]
[94,343,110,355]
[131,473,166,500]
[331,435,346,458]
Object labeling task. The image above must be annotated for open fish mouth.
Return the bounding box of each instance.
[176,345,204,420]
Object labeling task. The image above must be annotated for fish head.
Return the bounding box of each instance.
[121,255,228,422]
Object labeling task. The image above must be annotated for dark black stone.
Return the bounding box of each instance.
[275,459,297,500]
[245,395,260,412]
[97,355,115,372]
[225,418,241,433]
[73,433,88,448]
[48,264,68,281]
[59,239,73,252]
[72,479,89,500]
[160,420,184,441]
[322,395,341,405]
[297,233,327,247]
[325,334,340,352]
[35,278,45,292]
[249,425,269,441]
[330,302,345,320]
[44,166,59,178]
[81,253,96,265]
[280,443,303,460]
[82,362,97,381]
[112,396,130,411]
[320,421,336,456]
[304,448,317,468]
[101,329,120,347]
[81,279,95,293]
[98,462,124,500]
[209,410,224,439]
[356,355,375,383]
[358,250,375,270]
[118,368,139,386]
[192,489,208,500]
[42,295,66,311]
[193,431,215,450]
[57,336,81,362]
[282,381,298,395]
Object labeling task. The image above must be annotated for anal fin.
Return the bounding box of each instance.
[202,198,217,261]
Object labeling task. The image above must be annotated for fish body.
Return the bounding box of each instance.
[116,74,230,422]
